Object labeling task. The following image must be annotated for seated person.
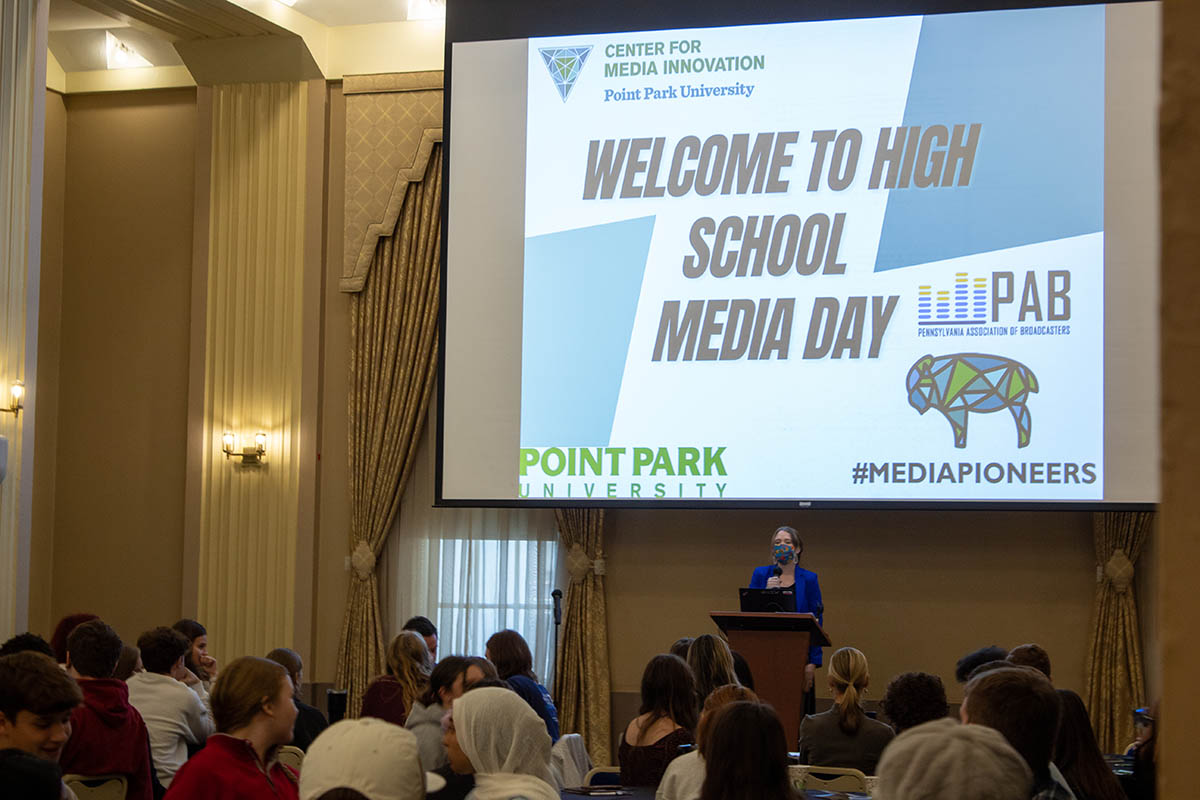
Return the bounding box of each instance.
[50,614,99,665]
[265,648,328,751]
[165,656,299,799]
[685,635,739,707]
[798,646,894,775]
[362,631,431,727]
[699,701,794,800]
[620,655,697,787]
[1007,644,1052,682]
[403,616,440,661]
[0,747,66,800]
[657,684,757,800]
[961,665,1074,799]
[171,620,219,692]
[880,672,950,734]
[300,717,446,800]
[58,620,155,800]
[956,645,1008,684]
[405,655,471,771]
[444,686,557,800]
[485,630,559,742]
[1052,689,1125,800]
[0,632,56,658]
[0,651,83,800]
[114,644,144,681]
[877,717,1031,800]
[127,627,214,786]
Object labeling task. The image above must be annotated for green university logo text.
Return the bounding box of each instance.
[539,46,593,101]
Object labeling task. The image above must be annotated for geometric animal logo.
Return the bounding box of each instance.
[906,353,1039,448]
[539,46,593,102]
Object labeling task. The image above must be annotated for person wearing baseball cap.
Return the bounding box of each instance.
[300,718,446,800]
[876,717,1032,800]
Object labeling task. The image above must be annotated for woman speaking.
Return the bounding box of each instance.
[748,525,824,703]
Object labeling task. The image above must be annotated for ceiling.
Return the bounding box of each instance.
[47,0,430,72]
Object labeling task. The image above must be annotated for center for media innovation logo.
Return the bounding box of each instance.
[539,46,592,101]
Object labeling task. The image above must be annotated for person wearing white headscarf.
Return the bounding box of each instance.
[444,687,559,800]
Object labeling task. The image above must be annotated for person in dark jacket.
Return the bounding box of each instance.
[485,630,559,742]
[265,648,328,751]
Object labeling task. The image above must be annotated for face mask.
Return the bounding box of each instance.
[773,542,794,565]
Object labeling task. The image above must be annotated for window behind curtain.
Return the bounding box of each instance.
[381,419,564,685]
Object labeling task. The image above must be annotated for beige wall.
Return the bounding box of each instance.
[47,89,196,643]
[606,509,1096,701]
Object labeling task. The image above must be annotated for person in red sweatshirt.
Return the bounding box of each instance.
[58,619,155,800]
[165,656,299,800]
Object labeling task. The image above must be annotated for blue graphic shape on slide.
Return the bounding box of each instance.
[874,5,1104,272]
[521,216,655,447]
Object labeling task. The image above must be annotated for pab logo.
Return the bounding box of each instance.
[539,46,593,101]
[906,353,1039,448]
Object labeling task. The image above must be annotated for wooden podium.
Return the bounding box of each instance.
[711,612,831,748]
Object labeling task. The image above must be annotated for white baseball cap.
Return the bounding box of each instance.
[299,718,448,800]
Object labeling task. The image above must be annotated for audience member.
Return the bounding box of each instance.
[0,747,66,800]
[0,650,82,800]
[403,616,440,662]
[485,630,559,742]
[266,648,329,751]
[686,635,739,706]
[463,657,499,685]
[0,632,55,659]
[729,652,755,692]
[127,627,214,787]
[798,646,894,774]
[961,666,1072,799]
[165,656,299,799]
[620,654,698,787]
[876,717,1032,800]
[968,660,1016,681]
[1052,689,1125,800]
[956,646,1008,683]
[1007,644,1052,682]
[300,718,446,800]
[699,701,793,800]
[59,620,155,800]
[50,613,99,664]
[444,686,557,800]
[362,631,431,726]
[1127,701,1156,800]
[669,638,694,660]
[881,672,950,734]
[657,685,758,800]
[406,656,470,771]
[115,644,144,681]
[172,619,219,687]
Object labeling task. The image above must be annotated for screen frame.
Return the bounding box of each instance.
[436,0,1158,510]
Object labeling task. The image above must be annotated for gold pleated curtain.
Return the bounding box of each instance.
[1084,510,1153,753]
[553,509,612,765]
[334,144,442,716]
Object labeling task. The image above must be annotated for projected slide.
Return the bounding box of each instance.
[518,5,1104,501]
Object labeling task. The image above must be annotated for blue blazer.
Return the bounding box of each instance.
[749,565,824,667]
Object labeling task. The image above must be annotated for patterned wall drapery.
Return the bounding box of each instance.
[553,508,612,765]
[334,143,442,716]
[1084,510,1153,752]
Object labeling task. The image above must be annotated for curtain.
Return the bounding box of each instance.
[334,144,442,716]
[553,509,612,765]
[381,418,563,684]
[1084,510,1153,753]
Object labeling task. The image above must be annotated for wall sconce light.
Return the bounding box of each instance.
[222,431,267,465]
[0,382,24,418]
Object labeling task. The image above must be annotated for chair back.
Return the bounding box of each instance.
[552,733,593,788]
[789,764,869,793]
[277,745,305,773]
[583,766,621,786]
[63,774,128,800]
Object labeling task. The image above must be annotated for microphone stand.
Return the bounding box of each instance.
[551,588,563,683]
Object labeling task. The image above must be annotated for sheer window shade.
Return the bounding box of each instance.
[381,419,564,685]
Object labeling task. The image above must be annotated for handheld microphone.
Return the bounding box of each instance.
[551,589,563,624]
[771,565,782,578]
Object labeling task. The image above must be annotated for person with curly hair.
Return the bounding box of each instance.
[880,672,950,734]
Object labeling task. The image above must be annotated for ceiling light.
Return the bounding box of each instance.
[408,0,446,21]
[105,31,151,70]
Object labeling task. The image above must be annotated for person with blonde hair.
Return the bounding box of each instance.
[362,631,432,727]
[165,656,299,799]
[797,647,893,774]
[685,635,739,706]
[657,685,758,800]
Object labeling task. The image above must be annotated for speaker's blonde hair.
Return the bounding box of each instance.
[829,646,870,734]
